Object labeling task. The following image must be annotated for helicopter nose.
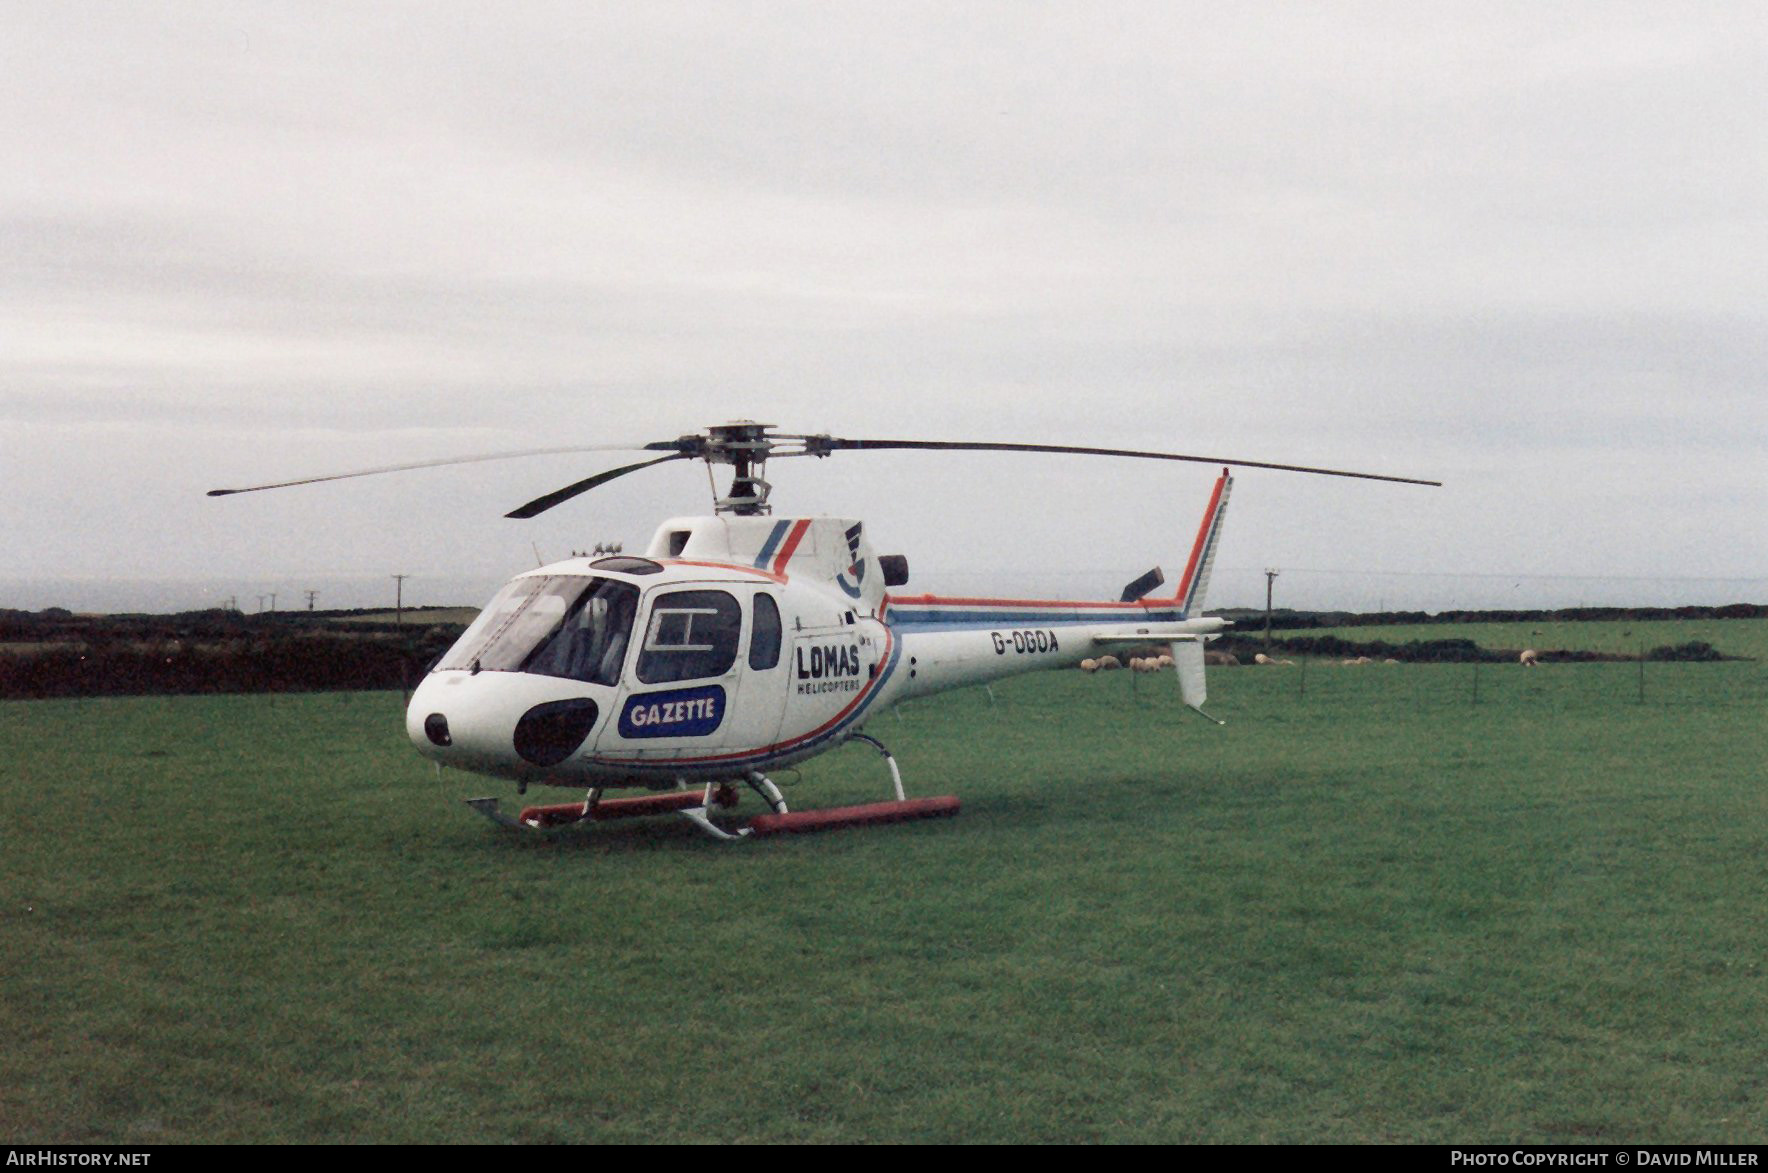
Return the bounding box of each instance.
[412,697,600,764]
[407,672,608,775]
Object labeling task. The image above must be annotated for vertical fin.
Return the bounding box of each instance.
[1171,468,1233,616]
[1171,640,1225,725]
[1172,640,1206,708]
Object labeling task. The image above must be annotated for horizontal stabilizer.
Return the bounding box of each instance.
[1089,618,1229,645]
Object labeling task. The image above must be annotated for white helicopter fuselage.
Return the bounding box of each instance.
[407,475,1234,791]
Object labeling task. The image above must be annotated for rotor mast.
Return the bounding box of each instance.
[706,420,775,515]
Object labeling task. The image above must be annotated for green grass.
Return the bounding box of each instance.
[4,646,1766,1143]
[1295,616,1768,660]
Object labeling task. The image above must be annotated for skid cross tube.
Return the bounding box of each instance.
[849,733,906,801]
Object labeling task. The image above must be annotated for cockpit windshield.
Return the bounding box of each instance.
[436,575,639,685]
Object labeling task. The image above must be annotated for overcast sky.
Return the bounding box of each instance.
[4,2,1765,613]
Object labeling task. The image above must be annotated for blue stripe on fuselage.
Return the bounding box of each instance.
[886,606,1186,631]
[753,520,791,569]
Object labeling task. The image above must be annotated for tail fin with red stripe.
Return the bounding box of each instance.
[1171,468,1232,617]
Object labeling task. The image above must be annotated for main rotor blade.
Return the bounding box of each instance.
[816,437,1440,487]
[505,452,697,519]
[207,444,661,497]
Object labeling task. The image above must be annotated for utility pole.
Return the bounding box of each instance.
[256,594,268,613]
[268,592,277,612]
[1263,568,1280,649]
[304,590,319,611]
[392,574,409,628]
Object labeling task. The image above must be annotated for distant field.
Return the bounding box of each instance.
[4,639,1765,1142]
[1287,616,1768,660]
[331,607,480,627]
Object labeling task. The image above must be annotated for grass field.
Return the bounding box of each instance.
[1297,615,1768,661]
[4,622,1766,1143]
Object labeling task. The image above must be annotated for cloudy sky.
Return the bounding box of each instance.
[4,2,1764,613]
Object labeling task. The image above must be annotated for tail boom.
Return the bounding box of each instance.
[879,471,1236,703]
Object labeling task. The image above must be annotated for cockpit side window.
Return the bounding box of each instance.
[436,577,556,672]
[749,592,782,670]
[435,576,638,684]
[636,589,741,684]
[519,579,640,685]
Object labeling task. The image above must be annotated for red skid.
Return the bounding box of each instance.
[747,796,961,836]
[518,790,728,828]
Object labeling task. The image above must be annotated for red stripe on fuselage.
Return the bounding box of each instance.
[769,519,813,576]
[656,559,785,583]
[880,592,1179,615]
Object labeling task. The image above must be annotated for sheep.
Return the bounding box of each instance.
[1079,658,1099,673]
[1096,655,1122,671]
[1520,648,1540,667]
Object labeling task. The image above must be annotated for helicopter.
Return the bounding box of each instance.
[210,421,1437,840]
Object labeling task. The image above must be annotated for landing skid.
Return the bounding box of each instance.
[748,795,960,836]
[466,784,740,831]
[464,796,526,828]
[461,736,959,841]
